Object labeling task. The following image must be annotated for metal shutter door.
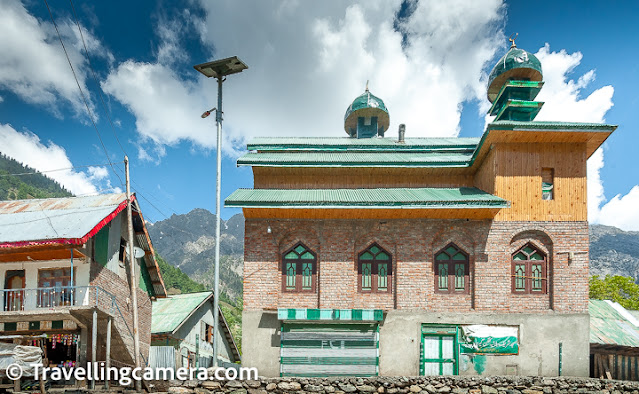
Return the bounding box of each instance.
[281,323,378,377]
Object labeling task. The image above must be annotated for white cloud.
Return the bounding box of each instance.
[0,123,115,195]
[598,186,639,231]
[104,0,505,158]
[0,0,109,118]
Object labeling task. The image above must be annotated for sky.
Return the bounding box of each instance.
[0,0,638,230]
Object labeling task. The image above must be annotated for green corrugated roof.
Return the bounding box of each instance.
[237,151,474,167]
[225,187,509,209]
[247,137,480,152]
[589,300,639,347]
[489,121,617,132]
[151,291,212,334]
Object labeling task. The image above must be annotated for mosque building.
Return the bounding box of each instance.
[226,41,616,377]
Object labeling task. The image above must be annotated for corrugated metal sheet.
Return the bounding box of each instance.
[238,152,474,167]
[247,137,480,151]
[0,193,127,244]
[281,323,378,377]
[590,300,639,347]
[489,120,617,131]
[151,291,212,334]
[149,346,176,369]
[225,187,509,209]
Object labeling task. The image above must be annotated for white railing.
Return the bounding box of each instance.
[1,286,115,313]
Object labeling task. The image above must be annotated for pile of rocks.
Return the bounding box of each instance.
[157,376,639,394]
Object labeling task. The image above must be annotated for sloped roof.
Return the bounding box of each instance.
[151,291,240,361]
[0,193,129,247]
[590,300,639,348]
[0,193,167,298]
[152,291,212,334]
[225,187,509,209]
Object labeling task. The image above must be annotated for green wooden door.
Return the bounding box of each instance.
[421,326,459,376]
[280,323,378,377]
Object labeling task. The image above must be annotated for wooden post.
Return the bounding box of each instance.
[12,338,20,393]
[91,309,97,390]
[125,156,142,392]
[105,316,112,389]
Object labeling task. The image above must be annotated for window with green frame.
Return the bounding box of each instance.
[511,243,547,294]
[358,243,392,293]
[434,244,469,294]
[282,243,317,292]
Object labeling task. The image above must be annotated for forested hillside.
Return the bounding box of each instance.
[0,153,72,199]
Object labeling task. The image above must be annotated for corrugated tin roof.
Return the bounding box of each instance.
[225,187,509,209]
[590,300,639,347]
[151,291,212,334]
[237,152,474,167]
[248,137,480,151]
[489,120,617,131]
[0,193,127,245]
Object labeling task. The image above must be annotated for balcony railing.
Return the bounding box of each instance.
[1,286,115,313]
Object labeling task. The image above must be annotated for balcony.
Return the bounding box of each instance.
[1,286,115,314]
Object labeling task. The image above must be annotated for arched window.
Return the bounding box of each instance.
[282,243,317,292]
[512,243,547,294]
[434,244,469,294]
[358,244,392,293]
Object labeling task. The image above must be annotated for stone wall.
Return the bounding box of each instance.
[161,376,639,394]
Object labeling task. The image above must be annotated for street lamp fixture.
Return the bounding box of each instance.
[194,56,248,369]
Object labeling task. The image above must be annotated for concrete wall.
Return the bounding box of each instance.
[173,299,236,363]
[242,310,281,377]
[379,311,589,377]
[241,310,589,378]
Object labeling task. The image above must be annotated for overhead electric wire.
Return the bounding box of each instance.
[43,0,124,188]
[0,162,123,177]
[68,0,127,157]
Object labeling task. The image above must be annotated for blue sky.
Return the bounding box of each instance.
[0,0,638,230]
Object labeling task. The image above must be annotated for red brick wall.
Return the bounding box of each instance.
[89,262,153,365]
[243,219,588,314]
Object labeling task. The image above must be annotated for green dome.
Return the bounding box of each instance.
[487,47,543,103]
[344,89,389,135]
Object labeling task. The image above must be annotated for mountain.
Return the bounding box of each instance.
[589,224,639,280]
[146,209,244,300]
[0,153,72,199]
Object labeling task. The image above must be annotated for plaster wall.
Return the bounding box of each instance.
[241,310,589,378]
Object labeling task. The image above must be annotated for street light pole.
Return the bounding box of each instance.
[194,56,247,368]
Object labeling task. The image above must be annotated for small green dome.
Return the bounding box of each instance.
[344,88,389,135]
[487,46,542,103]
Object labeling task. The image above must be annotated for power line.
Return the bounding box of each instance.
[0,162,122,177]
[42,0,124,188]
[68,0,127,156]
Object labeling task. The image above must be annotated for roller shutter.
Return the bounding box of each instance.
[280,323,378,377]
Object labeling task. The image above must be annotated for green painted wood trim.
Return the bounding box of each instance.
[281,357,379,365]
[277,308,384,321]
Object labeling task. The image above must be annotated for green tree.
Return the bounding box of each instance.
[590,275,639,309]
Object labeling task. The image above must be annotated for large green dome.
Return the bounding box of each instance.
[344,89,389,136]
[487,46,542,103]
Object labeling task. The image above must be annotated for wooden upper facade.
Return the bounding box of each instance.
[227,121,616,222]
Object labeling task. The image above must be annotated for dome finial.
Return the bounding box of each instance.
[509,33,518,48]
[365,80,369,92]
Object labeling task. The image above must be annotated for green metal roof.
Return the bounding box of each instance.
[225,187,509,209]
[488,120,617,132]
[247,137,480,152]
[589,300,639,347]
[151,291,212,334]
[237,151,474,167]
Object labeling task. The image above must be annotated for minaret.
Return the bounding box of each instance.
[487,35,544,122]
[344,82,390,138]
